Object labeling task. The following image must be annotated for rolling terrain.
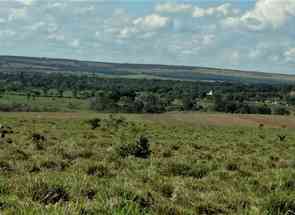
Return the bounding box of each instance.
[1,55,295,83]
[0,112,294,214]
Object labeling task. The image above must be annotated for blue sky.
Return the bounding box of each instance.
[0,0,295,74]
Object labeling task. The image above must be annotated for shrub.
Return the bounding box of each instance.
[115,135,151,159]
[86,118,101,129]
[32,133,46,143]
[226,163,239,171]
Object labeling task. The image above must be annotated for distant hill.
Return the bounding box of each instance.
[0,55,294,83]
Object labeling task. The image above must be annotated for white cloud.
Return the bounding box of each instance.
[285,48,295,62]
[46,2,67,10]
[193,3,233,18]
[133,14,170,30]
[167,33,215,57]
[118,27,136,39]
[192,7,206,17]
[155,3,193,13]
[242,0,295,29]
[222,0,295,30]
[221,17,240,28]
[156,2,235,18]
[115,14,169,39]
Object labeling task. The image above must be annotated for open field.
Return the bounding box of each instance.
[1,112,295,128]
[0,95,89,112]
[0,112,295,214]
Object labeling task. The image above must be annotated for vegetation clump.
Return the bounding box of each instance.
[31,182,69,205]
[115,135,151,159]
[86,164,111,177]
[0,161,13,172]
[0,125,13,139]
[82,189,97,200]
[32,133,46,143]
[86,118,101,129]
[265,193,295,215]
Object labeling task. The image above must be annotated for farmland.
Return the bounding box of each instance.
[0,112,294,214]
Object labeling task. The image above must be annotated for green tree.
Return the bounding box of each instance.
[135,93,165,113]
[90,91,117,112]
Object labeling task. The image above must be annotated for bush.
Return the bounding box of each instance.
[86,118,101,129]
[32,133,46,143]
[226,162,239,171]
[115,135,151,159]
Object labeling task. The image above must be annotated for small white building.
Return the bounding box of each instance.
[206,90,213,96]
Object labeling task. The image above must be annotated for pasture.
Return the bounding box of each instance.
[0,112,294,214]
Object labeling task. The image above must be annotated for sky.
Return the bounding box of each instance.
[0,0,295,74]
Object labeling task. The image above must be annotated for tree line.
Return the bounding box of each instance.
[0,71,294,114]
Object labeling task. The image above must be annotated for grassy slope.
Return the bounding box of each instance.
[0,112,295,214]
[1,55,295,83]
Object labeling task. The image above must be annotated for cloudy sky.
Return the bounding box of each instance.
[0,0,295,74]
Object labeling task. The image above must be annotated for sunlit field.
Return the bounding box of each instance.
[0,112,294,214]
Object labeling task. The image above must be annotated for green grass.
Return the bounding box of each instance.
[0,94,89,112]
[0,112,295,214]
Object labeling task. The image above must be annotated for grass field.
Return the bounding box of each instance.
[0,95,89,112]
[0,112,295,214]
